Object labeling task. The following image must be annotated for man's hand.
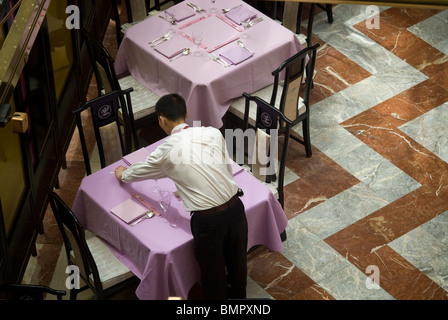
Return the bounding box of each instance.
[115,166,127,181]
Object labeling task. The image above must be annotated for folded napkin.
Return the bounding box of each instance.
[225,6,257,25]
[154,40,185,59]
[166,6,195,22]
[220,45,253,65]
[110,199,148,224]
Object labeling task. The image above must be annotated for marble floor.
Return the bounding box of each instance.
[23,3,448,300]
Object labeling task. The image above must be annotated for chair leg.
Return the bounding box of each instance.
[296,2,303,35]
[326,4,333,24]
[70,289,77,300]
[280,230,287,242]
[303,118,312,158]
[112,0,122,46]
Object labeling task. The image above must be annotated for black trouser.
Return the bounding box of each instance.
[190,198,248,300]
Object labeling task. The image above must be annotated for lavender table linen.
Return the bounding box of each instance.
[72,139,287,300]
[114,0,303,128]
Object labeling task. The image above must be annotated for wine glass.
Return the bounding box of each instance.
[209,0,218,14]
[240,13,250,39]
[192,31,203,57]
[164,9,176,35]
[152,179,159,193]
[159,190,175,227]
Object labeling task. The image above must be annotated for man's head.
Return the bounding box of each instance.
[155,93,187,135]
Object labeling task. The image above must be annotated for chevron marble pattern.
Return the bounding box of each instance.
[245,5,448,300]
[23,3,448,300]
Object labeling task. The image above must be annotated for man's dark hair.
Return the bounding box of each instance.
[155,93,187,122]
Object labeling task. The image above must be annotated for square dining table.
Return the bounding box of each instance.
[71,138,288,300]
[114,0,303,129]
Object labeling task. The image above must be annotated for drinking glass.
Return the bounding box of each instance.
[240,13,250,39]
[209,0,218,14]
[159,190,175,227]
[192,31,203,57]
[164,9,176,35]
[152,179,159,193]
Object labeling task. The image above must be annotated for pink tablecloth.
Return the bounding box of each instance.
[71,140,287,300]
[114,0,303,128]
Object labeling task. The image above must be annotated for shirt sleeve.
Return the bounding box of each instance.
[121,141,170,183]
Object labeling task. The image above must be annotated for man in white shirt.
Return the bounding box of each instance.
[115,93,248,299]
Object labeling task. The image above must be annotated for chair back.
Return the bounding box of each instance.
[47,189,103,298]
[73,88,139,175]
[81,28,121,96]
[270,43,319,127]
[296,3,316,48]
[242,93,292,208]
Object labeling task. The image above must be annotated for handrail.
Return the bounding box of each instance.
[263,0,448,10]
[0,0,23,28]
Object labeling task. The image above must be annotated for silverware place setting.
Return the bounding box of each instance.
[158,15,176,25]
[186,2,205,12]
[209,54,230,68]
[149,32,171,46]
[247,17,264,28]
[170,48,191,62]
[222,4,242,13]
[130,211,155,226]
[237,40,255,54]
[150,33,172,47]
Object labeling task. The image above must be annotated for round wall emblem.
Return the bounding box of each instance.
[98,104,112,119]
[260,112,272,128]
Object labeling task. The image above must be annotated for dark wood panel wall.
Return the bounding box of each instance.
[0,0,115,285]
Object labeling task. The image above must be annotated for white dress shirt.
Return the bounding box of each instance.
[121,123,239,212]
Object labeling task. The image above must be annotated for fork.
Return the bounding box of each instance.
[186,2,205,12]
[247,17,264,28]
[150,34,171,47]
[149,32,170,45]
[210,54,228,67]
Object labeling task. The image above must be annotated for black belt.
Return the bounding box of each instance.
[192,194,240,216]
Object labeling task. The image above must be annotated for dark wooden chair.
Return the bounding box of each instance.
[0,284,66,300]
[73,89,139,175]
[47,188,138,300]
[229,43,320,158]
[81,28,160,134]
[296,3,333,47]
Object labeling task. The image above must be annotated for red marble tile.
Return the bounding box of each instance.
[312,43,372,105]
[284,144,359,219]
[354,7,441,43]
[326,186,448,272]
[247,247,329,300]
[289,283,335,300]
[356,245,448,300]
[325,219,387,258]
